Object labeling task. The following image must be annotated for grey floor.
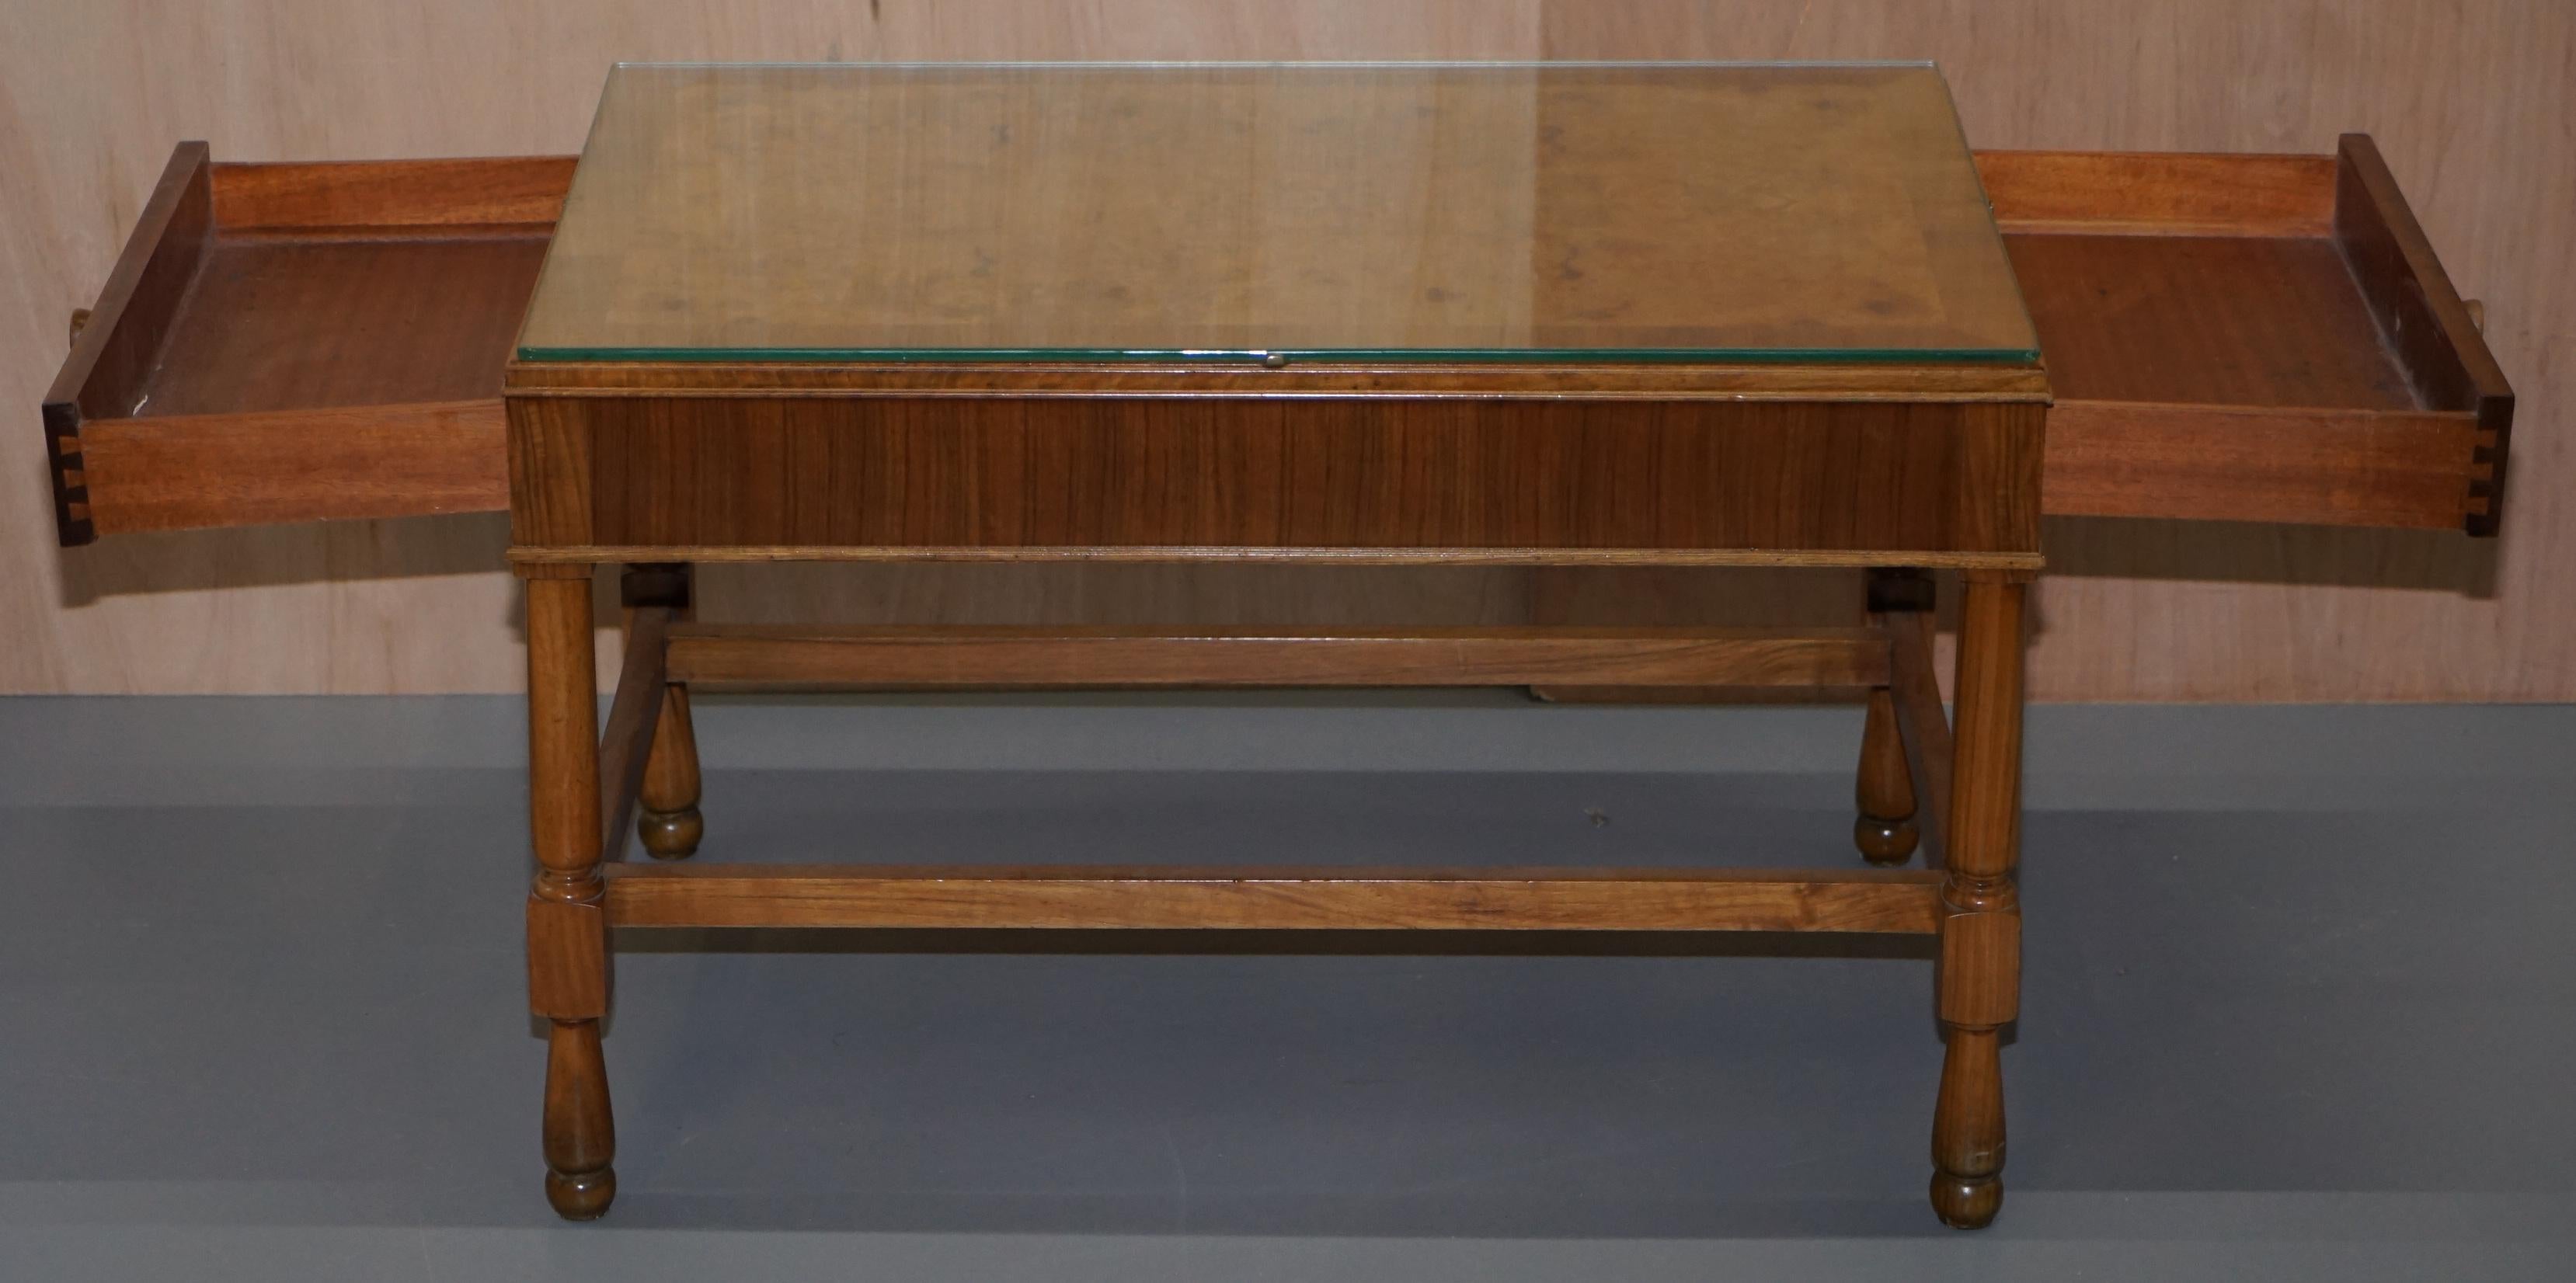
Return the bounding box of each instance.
[2,694,2570,1281]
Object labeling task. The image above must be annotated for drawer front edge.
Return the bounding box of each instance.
[43,142,214,547]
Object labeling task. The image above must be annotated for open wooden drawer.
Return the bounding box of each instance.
[41,144,569,544]
[44,137,2511,546]
[1982,137,2512,534]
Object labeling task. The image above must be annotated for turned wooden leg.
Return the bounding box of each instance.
[639,684,701,859]
[1868,569,1951,868]
[1931,1026,2004,1226]
[1854,686,1918,864]
[544,1018,616,1218]
[526,570,616,1220]
[1930,572,2025,1229]
[625,564,701,860]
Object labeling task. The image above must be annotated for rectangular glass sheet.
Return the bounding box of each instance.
[517,62,2038,364]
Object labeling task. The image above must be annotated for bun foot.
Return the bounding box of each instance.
[639,805,702,860]
[545,1166,617,1220]
[1854,815,1918,864]
[1930,1173,2000,1229]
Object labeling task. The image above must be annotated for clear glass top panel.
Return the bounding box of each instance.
[516,62,2038,364]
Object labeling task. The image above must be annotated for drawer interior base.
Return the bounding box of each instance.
[2007,232,2417,411]
[133,230,549,419]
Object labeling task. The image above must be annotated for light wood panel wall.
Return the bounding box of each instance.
[3,2,2564,698]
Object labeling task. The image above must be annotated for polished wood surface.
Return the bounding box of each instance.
[661,624,1892,689]
[602,864,1946,934]
[130,231,546,416]
[210,155,576,229]
[78,401,507,535]
[505,394,2045,562]
[2038,403,2479,530]
[2015,235,2413,409]
[1972,150,2337,236]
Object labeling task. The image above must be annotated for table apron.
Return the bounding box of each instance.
[505,394,2044,562]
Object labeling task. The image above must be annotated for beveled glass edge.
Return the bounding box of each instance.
[1920,68,2045,359]
[513,345,2042,365]
[600,59,1944,70]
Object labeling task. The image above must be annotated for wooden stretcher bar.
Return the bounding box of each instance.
[599,862,1947,933]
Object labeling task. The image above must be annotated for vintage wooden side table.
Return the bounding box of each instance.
[40,63,2512,1229]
